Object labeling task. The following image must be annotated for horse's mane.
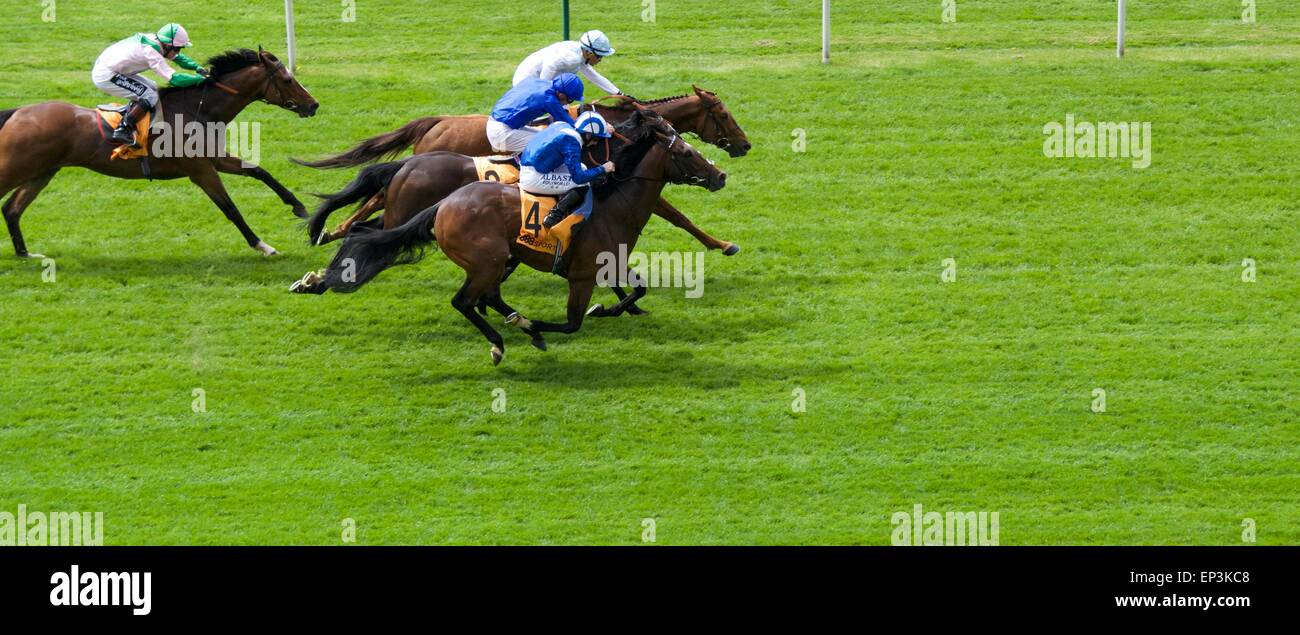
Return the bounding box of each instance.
[637,94,692,105]
[158,49,260,97]
[593,111,670,200]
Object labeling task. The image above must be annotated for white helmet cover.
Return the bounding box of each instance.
[575,111,612,138]
[579,30,615,57]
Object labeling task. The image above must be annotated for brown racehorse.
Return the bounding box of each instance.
[0,48,318,258]
[292,110,726,365]
[295,86,748,253]
[302,150,666,316]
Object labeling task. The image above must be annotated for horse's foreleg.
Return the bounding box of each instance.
[214,157,308,219]
[2,169,60,259]
[527,277,596,336]
[592,268,649,317]
[190,166,275,256]
[654,196,738,255]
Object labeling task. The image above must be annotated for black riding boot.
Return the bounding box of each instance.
[110,100,150,146]
[541,188,587,229]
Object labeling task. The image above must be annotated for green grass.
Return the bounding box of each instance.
[0,1,1297,544]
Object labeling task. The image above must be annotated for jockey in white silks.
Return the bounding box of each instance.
[512,30,628,99]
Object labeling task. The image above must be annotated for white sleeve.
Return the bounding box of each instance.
[145,49,175,82]
[580,65,620,95]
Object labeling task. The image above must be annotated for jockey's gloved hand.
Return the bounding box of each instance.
[197,68,211,78]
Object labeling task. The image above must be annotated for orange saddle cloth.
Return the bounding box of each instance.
[473,156,521,184]
[96,105,155,160]
[515,190,583,257]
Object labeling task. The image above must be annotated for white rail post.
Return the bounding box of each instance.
[1117,0,1126,58]
[285,0,298,72]
[822,0,830,63]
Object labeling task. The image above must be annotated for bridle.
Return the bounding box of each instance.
[259,58,299,111]
[698,96,736,153]
[606,128,712,187]
[196,56,296,118]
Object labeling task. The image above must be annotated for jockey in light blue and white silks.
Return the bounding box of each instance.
[519,111,616,228]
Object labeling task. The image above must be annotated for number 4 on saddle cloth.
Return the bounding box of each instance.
[95,104,157,161]
[515,188,593,274]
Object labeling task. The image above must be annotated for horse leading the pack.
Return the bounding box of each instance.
[292,111,725,366]
[298,87,750,254]
[0,48,318,258]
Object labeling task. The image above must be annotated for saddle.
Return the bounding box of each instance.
[515,190,584,272]
[474,155,521,184]
[96,104,157,160]
[527,104,589,129]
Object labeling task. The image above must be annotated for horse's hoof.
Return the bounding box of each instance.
[17,252,46,260]
[254,241,279,257]
[292,205,309,219]
[627,305,650,316]
[490,345,504,366]
[505,312,534,330]
[721,243,740,256]
[585,304,605,317]
[530,337,547,352]
[290,271,325,294]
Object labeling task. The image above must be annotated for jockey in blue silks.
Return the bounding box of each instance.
[519,111,616,229]
[487,73,585,155]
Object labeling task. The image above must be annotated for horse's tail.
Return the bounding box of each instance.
[292,117,443,169]
[305,159,407,244]
[0,109,18,132]
[318,203,440,293]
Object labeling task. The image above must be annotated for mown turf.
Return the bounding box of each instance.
[0,1,1296,544]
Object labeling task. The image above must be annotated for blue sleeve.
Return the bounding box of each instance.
[546,96,577,126]
[562,138,605,185]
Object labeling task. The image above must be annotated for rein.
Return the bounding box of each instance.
[699,98,733,152]
[195,59,294,119]
[607,132,707,186]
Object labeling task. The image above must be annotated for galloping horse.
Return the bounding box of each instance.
[295,86,747,253]
[0,48,318,258]
[292,110,726,365]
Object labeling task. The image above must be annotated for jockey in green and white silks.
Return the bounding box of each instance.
[91,23,208,146]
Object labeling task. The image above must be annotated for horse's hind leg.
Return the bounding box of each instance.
[476,255,521,315]
[2,169,60,258]
[450,274,509,365]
